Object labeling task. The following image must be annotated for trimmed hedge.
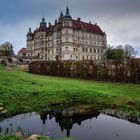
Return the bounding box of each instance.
[29,59,140,83]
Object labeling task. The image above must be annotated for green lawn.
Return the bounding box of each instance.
[0,65,140,118]
[0,135,73,140]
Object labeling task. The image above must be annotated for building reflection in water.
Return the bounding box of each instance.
[40,106,100,137]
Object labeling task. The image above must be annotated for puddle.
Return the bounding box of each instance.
[0,106,140,140]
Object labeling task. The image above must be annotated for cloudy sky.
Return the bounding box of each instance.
[0,0,140,57]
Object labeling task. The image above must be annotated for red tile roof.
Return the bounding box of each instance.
[18,48,27,54]
[27,19,105,40]
[72,20,105,35]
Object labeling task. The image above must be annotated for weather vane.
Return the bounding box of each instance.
[42,9,44,18]
[66,0,69,6]
[41,0,45,18]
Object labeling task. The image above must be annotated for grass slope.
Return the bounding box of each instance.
[0,135,73,140]
[0,65,140,117]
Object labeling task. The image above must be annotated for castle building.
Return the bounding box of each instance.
[26,7,107,61]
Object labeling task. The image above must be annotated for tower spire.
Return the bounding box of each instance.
[66,0,69,15]
[64,0,72,20]
[66,6,69,15]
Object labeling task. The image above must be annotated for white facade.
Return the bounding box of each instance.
[26,7,107,61]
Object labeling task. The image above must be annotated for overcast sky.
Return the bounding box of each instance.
[0,0,140,57]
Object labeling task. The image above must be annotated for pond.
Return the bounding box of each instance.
[0,106,140,140]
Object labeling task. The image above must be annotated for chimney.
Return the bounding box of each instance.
[77,17,81,21]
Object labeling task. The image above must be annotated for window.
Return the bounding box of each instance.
[90,42,92,45]
[96,36,98,40]
[66,37,68,42]
[95,42,97,46]
[66,30,68,34]
[83,48,85,52]
[90,49,92,53]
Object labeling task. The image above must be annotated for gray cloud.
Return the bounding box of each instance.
[0,0,140,56]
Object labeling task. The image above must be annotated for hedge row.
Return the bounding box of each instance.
[29,59,140,83]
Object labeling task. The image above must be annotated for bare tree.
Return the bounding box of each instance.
[124,44,138,59]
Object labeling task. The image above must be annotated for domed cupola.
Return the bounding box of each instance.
[27,27,32,36]
[40,17,47,28]
[27,27,33,40]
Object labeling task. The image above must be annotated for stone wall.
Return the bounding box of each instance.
[29,59,140,83]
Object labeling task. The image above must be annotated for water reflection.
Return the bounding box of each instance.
[0,106,140,140]
[40,107,100,137]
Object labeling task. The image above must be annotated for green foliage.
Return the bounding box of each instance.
[0,135,20,140]
[0,135,74,140]
[0,43,14,56]
[105,44,137,60]
[106,48,124,60]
